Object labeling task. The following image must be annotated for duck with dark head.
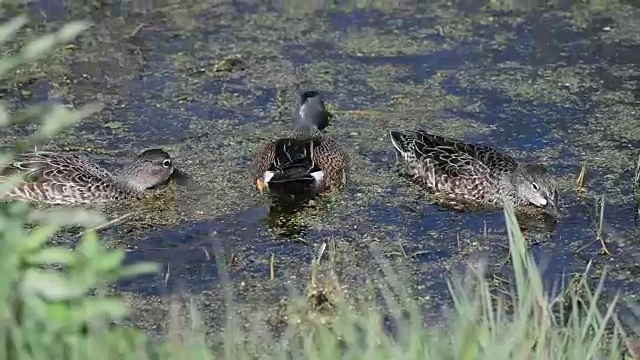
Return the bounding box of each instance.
[253,90,349,204]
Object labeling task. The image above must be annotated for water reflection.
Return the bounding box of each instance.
[265,203,311,239]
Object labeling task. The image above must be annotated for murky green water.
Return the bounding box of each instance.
[3,0,640,335]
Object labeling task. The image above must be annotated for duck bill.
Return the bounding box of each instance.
[256,179,266,194]
[544,199,560,217]
[170,168,197,189]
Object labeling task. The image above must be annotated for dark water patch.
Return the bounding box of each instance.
[142,31,199,57]
[503,14,640,69]
[230,0,267,14]
[327,9,392,32]
[327,10,592,70]
[496,13,589,66]
[1,79,53,109]
[560,163,640,298]
[198,79,248,102]
[596,41,640,66]
[120,245,224,295]
[440,66,592,152]
[135,70,185,97]
[20,0,69,21]
[583,14,618,38]
[116,204,331,295]
[347,50,469,84]
[442,98,565,151]
[282,41,338,65]
[81,105,189,149]
[593,64,640,94]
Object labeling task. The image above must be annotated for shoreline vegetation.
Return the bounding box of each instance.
[1,6,639,360]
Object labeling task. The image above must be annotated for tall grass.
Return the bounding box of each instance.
[0,8,633,360]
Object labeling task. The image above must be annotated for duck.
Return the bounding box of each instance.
[0,148,177,205]
[389,129,559,215]
[253,90,348,200]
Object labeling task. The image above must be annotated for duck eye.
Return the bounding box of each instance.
[162,159,172,168]
[531,182,540,191]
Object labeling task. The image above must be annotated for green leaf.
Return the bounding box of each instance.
[0,56,22,77]
[21,34,57,60]
[0,15,28,44]
[42,301,74,330]
[20,21,90,62]
[76,298,130,321]
[0,173,27,197]
[21,269,86,300]
[0,219,27,252]
[36,105,80,138]
[57,21,92,42]
[24,247,76,266]
[92,250,125,273]
[27,206,105,227]
[35,102,103,139]
[21,294,51,320]
[78,230,101,259]
[105,121,123,129]
[0,151,14,168]
[18,223,60,253]
[0,101,9,126]
[118,262,160,278]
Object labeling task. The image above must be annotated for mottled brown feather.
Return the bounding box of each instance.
[311,137,349,190]
[253,90,348,197]
[253,133,348,194]
[390,129,558,211]
[0,150,174,205]
[253,142,277,181]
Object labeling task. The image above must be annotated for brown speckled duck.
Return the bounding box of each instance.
[0,149,176,205]
[389,129,559,215]
[253,90,348,199]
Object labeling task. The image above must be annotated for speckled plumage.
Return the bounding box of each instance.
[389,129,558,214]
[0,148,175,205]
[254,91,348,198]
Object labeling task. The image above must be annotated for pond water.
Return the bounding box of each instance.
[4,0,640,332]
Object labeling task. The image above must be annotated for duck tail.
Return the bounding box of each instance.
[389,130,413,154]
[268,163,315,183]
[266,168,323,200]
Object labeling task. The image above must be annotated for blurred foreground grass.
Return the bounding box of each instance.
[0,8,638,360]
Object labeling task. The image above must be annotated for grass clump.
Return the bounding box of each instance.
[0,7,635,360]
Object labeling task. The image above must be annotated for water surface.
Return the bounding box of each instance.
[4,0,640,333]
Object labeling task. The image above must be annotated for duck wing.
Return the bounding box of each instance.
[0,152,120,203]
[390,130,518,180]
